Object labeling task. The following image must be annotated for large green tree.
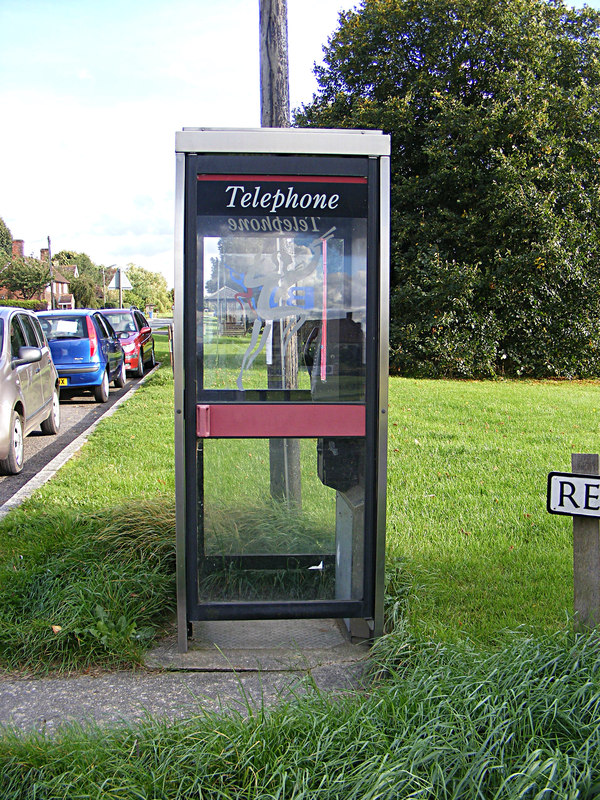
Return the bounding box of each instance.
[124,264,171,314]
[296,0,600,377]
[70,275,97,308]
[53,250,102,284]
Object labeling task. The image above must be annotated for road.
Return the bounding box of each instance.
[0,372,148,507]
[0,319,173,509]
[149,317,173,332]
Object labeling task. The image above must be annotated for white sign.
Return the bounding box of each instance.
[108,269,132,290]
[56,320,78,334]
[547,472,600,517]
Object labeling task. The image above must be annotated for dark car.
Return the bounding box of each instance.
[37,310,126,403]
[98,308,155,377]
[0,307,60,474]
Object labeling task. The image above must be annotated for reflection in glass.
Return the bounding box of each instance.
[200,223,366,400]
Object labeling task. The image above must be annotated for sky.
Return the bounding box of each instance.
[1,0,598,289]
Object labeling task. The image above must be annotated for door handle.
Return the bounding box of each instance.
[197,405,211,437]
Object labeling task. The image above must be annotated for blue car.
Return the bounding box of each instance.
[37,310,126,403]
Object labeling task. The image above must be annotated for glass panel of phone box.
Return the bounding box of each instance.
[197,186,368,604]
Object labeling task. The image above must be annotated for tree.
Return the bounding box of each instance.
[123,264,171,313]
[0,218,11,259]
[296,0,600,378]
[70,275,97,308]
[0,258,51,300]
[53,250,102,284]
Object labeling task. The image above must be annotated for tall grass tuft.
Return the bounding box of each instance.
[205,498,333,555]
[0,497,176,674]
[90,496,176,561]
[1,629,600,798]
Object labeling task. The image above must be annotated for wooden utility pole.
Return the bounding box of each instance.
[259,0,290,127]
[48,236,55,310]
[259,0,302,506]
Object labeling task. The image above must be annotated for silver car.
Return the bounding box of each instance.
[0,307,60,474]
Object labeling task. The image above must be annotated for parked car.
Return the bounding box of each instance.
[98,308,155,377]
[37,310,125,403]
[0,307,61,474]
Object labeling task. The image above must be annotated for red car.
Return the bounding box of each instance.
[98,308,155,376]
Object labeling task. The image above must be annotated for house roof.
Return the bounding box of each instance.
[51,270,71,284]
[58,264,79,279]
[205,286,239,300]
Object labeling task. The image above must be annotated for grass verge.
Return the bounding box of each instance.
[386,377,600,642]
[1,370,600,794]
[2,629,600,798]
[0,336,177,673]
[0,497,176,673]
[0,371,598,670]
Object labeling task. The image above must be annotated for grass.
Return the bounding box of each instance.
[386,378,600,642]
[1,629,600,797]
[0,336,177,673]
[201,499,336,601]
[0,363,597,670]
[203,438,337,542]
[0,496,176,673]
[1,364,600,794]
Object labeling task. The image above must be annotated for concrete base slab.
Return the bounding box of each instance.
[0,664,368,735]
[0,620,371,734]
[145,618,370,673]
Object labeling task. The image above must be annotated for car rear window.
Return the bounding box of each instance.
[19,314,41,347]
[102,312,135,334]
[39,316,87,340]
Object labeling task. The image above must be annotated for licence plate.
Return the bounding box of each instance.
[58,378,68,386]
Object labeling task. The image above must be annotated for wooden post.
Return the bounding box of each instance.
[259,0,290,128]
[572,453,600,630]
[48,236,55,310]
[259,0,301,506]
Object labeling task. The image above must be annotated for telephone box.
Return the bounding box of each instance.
[175,128,390,651]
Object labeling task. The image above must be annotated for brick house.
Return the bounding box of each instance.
[40,248,76,309]
[1,240,75,309]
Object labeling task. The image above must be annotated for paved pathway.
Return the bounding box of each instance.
[0,620,369,735]
[0,666,363,734]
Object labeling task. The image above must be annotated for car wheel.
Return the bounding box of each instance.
[136,348,145,377]
[148,346,156,369]
[114,360,126,388]
[0,410,24,474]
[40,387,60,435]
[93,369,110,403]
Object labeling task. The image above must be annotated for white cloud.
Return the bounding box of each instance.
[0,1,358,288]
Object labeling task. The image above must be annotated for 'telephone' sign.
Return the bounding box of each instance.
[547,472,600,517]
[196,174,368,217]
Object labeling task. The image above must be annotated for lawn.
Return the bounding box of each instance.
[0,356,597,671]
[0,335,177,673]
[2,358,600,796]
[386,378,597,642]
